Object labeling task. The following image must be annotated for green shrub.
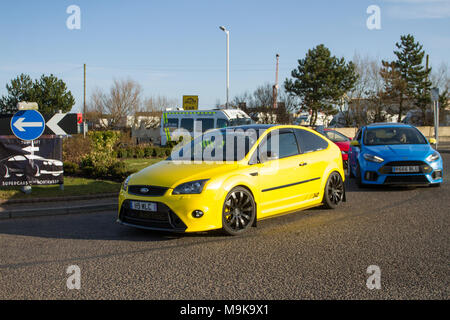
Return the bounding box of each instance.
[151,148,157,157]
[63,161,79,175]
[144,147,153,158]
[134,147,145,159]
[126,147,135,158]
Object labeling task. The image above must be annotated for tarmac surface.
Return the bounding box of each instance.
[0,152,449,299]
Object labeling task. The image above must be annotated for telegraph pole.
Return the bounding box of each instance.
[83,63,86,137]
[273,54,279,109]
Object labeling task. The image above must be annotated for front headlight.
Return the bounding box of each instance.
[363,153,384,163]
[172,179,209,195]
[426,152,440,163]
[122,175,131,192]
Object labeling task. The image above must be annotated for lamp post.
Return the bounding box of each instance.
[219,26,229,109]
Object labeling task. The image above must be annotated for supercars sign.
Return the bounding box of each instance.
[0,137,63,187]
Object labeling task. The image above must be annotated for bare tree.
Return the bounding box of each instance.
[253,83,273,108]
[431,62,449,110]
[144,95,178,111]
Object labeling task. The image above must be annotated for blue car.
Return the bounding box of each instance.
[348,123,443,187]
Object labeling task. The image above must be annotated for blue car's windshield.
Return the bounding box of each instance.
[364,127,427,146]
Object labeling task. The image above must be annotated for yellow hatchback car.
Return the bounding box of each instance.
[117,125,345,235]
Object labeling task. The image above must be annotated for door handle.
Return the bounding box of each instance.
[299,162,308,167]
[249,172,258,176]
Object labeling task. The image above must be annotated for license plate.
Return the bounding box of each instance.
[131,201,157,212]
[392,166,420,173]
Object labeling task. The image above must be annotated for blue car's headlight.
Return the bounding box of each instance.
[172,179,209,195]
[426,152,440,163]
[363,153,384,163]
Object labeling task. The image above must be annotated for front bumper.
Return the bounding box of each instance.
[117,188,224,233]
[359,159,443,186]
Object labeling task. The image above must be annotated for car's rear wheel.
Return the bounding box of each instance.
[222,187,256,236]
[322,171,345,209]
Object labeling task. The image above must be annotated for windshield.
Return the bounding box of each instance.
[229,118,253,126]
[364,127,427,146]
[168,127,260,162]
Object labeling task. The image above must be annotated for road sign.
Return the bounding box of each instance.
[431,87,439,102]
[10,110,45,141]
[183,95,199,110]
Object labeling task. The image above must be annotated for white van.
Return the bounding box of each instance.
[160,109,253,146]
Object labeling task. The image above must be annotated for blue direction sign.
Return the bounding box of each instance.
[10,110,45,141]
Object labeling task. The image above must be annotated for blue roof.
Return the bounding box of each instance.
[366,122,413,128]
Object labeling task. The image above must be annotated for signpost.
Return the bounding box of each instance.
[431,88,439,150]
[183,95,199,110]
[1,104,68,193]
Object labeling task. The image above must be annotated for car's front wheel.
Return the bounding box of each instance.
[322,171,345,209]
[222,187,256,236]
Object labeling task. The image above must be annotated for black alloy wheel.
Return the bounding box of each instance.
[323,171,345,209]
[222,187,256,236]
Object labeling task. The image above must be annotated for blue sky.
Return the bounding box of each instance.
[0,0,449,112]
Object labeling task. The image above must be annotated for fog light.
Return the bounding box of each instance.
[192,210,204,218]
[432,170,442,180]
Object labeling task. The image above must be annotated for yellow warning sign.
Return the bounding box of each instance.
[183,96,199,110]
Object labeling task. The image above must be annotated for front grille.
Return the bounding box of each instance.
[119,200,187,231]
[128,185,168,196]
[384,175,429,185]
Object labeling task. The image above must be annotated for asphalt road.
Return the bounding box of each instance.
[0,154,449,300]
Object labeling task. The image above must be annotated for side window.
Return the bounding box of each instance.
[180,118,194,132]
[258,130,300,161]
[295,129,328,153]
[217,118,229,128]
[195,118,214,132]
[166,118,178,129]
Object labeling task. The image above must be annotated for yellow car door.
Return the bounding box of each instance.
[293,128,331,201]
[256,129,311,218]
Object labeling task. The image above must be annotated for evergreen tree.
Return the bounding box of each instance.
[393,34,432,124]
[380,60,408,122]
[284,44,357,126]
[0,73,75,114]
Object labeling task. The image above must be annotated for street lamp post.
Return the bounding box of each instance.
[219,26,229,109]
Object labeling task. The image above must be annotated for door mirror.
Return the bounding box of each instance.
[260,150,278,163]
[350,140,360,147]
[429,138,436,145]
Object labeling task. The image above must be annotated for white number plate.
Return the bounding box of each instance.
[392,166,420,173]
[131,201,157,212]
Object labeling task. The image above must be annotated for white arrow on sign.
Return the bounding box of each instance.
[13,117,44,132]
[46,113,67,135]
[22,146,40,153]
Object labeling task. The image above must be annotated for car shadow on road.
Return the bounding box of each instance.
[344,177,429,193]
[0,211,230,242]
